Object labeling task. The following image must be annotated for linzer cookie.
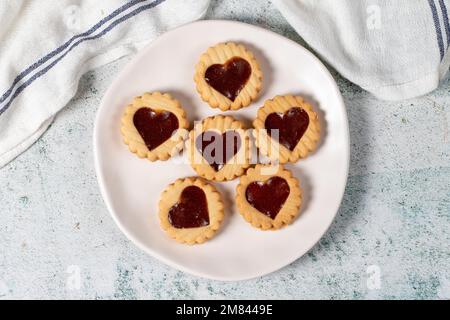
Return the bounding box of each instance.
[194,42,263,111]
[253,95,320,164]
[121,92,189,161]
[186,115,251,181]
[236,164,302,230]
[159,177,224,244]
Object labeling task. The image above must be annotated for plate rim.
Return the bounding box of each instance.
[93,19,350,281]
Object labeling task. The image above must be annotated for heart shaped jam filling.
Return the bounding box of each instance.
[168,186,210,229]
[245,177,290,219]
[204,57,251,101]
[195,130,241,171]
[133,107,179,151]
[264,107,310,151]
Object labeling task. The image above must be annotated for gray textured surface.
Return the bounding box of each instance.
[1,0,450,299]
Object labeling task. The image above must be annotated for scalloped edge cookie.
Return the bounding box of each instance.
[186,115,251,181]
[194,42,263,111]
[236,164,302,230]
[159,177,224,244]
[120,92,189,161]
[253,95,321,164]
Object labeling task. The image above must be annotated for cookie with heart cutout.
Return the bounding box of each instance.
[159,177,224,244]
[194,42,263,111]
[186,115,251,181]
[121,92,189,161]
[236,164,302,230]
[253,95,321,164]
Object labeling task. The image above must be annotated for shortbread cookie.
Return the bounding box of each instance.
[186,115,250,181]
[121,92,189,161]
[253,95,320,164]
[194,42,263,111]
[159,177,224,244]
[236,164,302,230]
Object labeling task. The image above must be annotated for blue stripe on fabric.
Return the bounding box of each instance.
[438,0,450,47]
[0,0,165,116]
[0,0,146,105]
[428,0,445,60]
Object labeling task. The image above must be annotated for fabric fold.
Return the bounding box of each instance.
[273,0,450,100]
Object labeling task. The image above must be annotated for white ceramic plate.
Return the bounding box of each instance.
[94,20,349,281]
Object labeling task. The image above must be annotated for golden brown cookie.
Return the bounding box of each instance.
[159,177,224,244]
[236,164,302,230]
[186,115,251,181]
[120,92,189,161]
[253,95,320,164]
[194,42,263,111]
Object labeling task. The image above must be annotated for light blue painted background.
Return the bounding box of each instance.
[1,0,449,299]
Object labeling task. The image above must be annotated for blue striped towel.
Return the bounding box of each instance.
[0,0,209,168]
[274,0,450,100]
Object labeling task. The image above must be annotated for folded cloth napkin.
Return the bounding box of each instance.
[0,0,209,168]
[273,0,450,100]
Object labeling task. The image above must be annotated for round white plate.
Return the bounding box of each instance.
[94,20,349,281]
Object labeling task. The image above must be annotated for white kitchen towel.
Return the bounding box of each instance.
[274,0,450,100]
[0,0,210,168]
